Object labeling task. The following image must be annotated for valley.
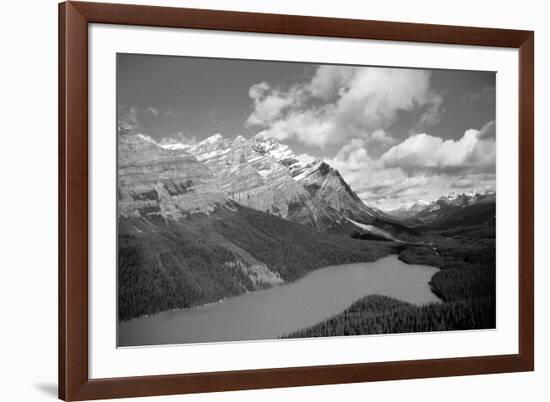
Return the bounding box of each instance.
[118,204,396,321]
[118,255,440,346]
[117,127,496,344]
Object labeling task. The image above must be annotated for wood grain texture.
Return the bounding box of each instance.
[58,1,534,400]
[72,1,531,47]
[518,32,535,370]
[59,2,89,400]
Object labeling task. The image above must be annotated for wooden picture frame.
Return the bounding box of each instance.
[59,1,534,400]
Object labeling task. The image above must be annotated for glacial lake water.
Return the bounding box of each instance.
[118,255,440,347]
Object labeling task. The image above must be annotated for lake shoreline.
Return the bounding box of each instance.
[119,249,407,324]
[119,255,440,347]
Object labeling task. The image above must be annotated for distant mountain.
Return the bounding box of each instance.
[117,127,398,320]
[118,128,226,219]
[414,191,495,225]
[425,194,496,230]
[386,200,430,219]
[155,132,416,239]
[386,191,496,230]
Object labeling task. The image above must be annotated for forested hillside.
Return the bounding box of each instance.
[118,203,396,321]
[287,227,496,337]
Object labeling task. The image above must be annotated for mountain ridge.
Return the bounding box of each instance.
[116,128,494,323]
[386,191,495,222]
[134,130,416,239]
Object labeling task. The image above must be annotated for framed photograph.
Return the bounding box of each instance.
[59,1,534,400]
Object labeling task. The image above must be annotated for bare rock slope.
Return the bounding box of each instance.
[162,132,414,237]
[116,128,411,321]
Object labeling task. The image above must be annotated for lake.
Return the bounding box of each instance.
[118,254,440,346]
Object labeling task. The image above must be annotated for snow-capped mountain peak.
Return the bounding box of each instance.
[203,133,224,143]
[386,190,495,222]
[124,130,407,236]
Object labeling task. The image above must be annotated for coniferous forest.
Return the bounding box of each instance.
[116,55,498,346]
[286,226,496,338]
[118,205,396,321]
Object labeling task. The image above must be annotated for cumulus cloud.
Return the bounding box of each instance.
[380,122,495,174]
[414,92,444,131]
[371,129,396,146]
[246,82,302,126]
[324,122,496,210]
[477,120,496,139]
[246,66,443,149]
[327,138,373,173]
[308,65,355,100]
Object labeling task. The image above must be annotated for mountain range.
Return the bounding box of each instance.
[117,126,495,321]
[132,129,416,239]
[386,191,496,228]
[117,126,403,321]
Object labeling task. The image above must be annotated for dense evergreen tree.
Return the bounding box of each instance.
[286,230,496,338]
[118,206,396,321]
[286,295,495,338]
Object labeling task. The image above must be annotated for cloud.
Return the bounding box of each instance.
[328,138,373,172]
[414,92,444,131]
[380,123,495,174]
[246,82,304,126]
[308,65,355,100]
[117,105,197,146]
[323,122,496,210]
[246,66,443,149]
[360,172,496,211]
[248,81,270,99]
[477,120,496,139]
[159,132,198,146]
[371,129,397,146]
[146,106,159,116]
[296,153,316,164]
[118,105,163,130]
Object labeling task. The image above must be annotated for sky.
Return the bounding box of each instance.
[117,53,496,210]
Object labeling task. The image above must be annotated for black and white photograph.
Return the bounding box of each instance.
[116,54,496,347]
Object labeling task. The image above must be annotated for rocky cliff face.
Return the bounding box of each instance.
[117,126,226,219]
[164,133,388,234]
[118,127,416,239]
[116,128,410,321]
[386,201,431,219]
[413,191,496,224]
[386,191,496,223]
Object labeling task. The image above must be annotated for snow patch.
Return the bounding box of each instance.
[161,143,192,151]
[346,218,402,242]
[195,148,231,161]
